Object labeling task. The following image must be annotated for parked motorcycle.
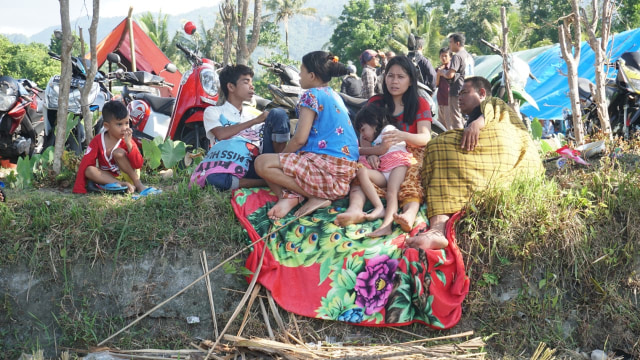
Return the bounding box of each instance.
[104,52,177,149]
[257,60,303,118]
[0,76,44,160]
[165,23,220,151]
[44,51,110,154]
[480,39,539,111]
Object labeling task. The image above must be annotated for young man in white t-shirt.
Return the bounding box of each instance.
[190,65,290,190]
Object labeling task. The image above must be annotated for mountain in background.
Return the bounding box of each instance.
[2,0,349,63]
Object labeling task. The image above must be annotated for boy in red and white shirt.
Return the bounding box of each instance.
[73,101,153,194]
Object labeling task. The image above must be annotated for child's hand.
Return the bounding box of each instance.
[123,127,133,145]
[366,155,380,169]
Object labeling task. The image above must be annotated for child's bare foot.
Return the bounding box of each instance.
[364,207,385,221]
[366,224,393,238]
[393,213,415,232]
[294,197,331,217]
[405,228,448,250]
[268,197,301,221]
[334,210,366,227]
[0,189,5,202]
[120,181,136,193]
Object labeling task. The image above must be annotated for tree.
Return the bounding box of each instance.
[265,0,317,59]
[220,0,236,65]
[390,3,444,61]
[581,0,614,138]
[236,0,263,65]
[49,31,85,56]
[446,0,505,54]
[0,36,58,88]
[611,0,640,32]
[78,0,100,144]
[558,1,585,145]
[518,0,571,47]
[137,11,171,54]
[53,0,74,174]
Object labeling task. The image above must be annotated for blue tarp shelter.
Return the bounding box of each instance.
[518,28,640,120]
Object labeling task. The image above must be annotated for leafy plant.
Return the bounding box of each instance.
[142,136,187,170]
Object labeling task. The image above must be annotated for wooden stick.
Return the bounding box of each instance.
[266,290,290,343]
[236,283,262,336]
[258,297,275,340]
[98,213,305,346]
[205,243,267,359]
[290,313,304,344]
[389,326,428,339]
[396,330,474,345]
[201,250,219,339]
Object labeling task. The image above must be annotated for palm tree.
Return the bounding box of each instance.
[265,0,317,58]
[137,11,170,54]
[390,3,443,62]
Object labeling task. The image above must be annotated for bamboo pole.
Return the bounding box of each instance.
[127,6,136,71]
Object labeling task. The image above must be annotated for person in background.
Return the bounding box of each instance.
[438,33,472,129]
[436,47,453,129]
[407,35,437,93]
[360,49,381,99]
[341,62,363,98]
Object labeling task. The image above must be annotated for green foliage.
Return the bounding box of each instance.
[11,147,55,190]
[48,31,86,57]
[142,136,187,170]
[0,35,59,88]
[613,0,640,32]
[265,0,318,57]
[137,11,171,54]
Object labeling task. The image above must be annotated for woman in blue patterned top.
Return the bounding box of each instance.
[256,51,359,220]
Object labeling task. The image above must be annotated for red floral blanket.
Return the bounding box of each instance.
[231,188,469,329]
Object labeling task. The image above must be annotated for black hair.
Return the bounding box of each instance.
[415,36,425,50]
[380,55,420,126]
[439,47,451,55]
[301,51,348,83]
[448,33,465,46]
[354,103,389,141]
[464,76,492,96]
[219,64,254,99]
[407,34,416,51]
[102,100,128,123]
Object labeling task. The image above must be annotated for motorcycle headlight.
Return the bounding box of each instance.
[200,68,219,97]
[181,69,193,86]
[0,95,16,112]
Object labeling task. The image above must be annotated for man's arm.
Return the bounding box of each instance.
[460,115,485,151]
[210,111,269,141]
[439,54,459,80]
[361,69,376,99]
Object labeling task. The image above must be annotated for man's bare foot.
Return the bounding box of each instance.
[364,207,385,221]
[405,228,448,250]
[334,210,367,227]
[294,198,331,217]
[393,213,415,233]
[120,182,136,193]
[367,224,393,238]
[268,197,301,220]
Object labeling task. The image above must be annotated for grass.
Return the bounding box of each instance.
[1,137,640,358]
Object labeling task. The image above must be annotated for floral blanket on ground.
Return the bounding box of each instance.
[231,188,470,329]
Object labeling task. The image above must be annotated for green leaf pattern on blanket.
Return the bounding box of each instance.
[247,198,446,327]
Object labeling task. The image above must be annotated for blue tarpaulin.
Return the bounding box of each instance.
[519,28,640,120]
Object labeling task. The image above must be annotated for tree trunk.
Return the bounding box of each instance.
[53,0,74,174]
[284,14,289,59]
[236,0,262,65]
[580,0,614,138]
[558,5,584,145]
[79,0,100,144]
[220,0,236,65]
[500,7,514,106]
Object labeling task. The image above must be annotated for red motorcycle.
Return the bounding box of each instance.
[166,22,219,150]
[0,76,44,160]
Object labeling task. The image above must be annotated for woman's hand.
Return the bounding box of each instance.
[366,155,380,169]
[381,128,406,147]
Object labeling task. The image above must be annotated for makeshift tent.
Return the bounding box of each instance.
[94,18,181,97]
[520,28,640,120]
[473,45,553,83]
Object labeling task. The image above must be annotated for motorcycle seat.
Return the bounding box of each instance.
[134,93,175,116]
[339,92,368,107]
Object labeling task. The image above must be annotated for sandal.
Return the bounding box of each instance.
[132,187,162,200]
[87,181,128,194]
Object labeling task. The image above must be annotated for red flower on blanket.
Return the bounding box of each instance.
[354,255,398,315]
[335,126,344,135]
[318,140,327,149]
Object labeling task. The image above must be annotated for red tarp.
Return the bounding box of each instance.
[95,18,181,97]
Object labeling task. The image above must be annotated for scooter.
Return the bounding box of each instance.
[257,60,303,118]
[44,51,110,154]
[0,76,44,160]
[480,39,539,111]
[104,52,177,149]
[165,22,220,151]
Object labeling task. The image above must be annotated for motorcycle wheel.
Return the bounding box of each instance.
[179,123,210,152]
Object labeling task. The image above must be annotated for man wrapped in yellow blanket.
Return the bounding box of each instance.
[406,76,543,250]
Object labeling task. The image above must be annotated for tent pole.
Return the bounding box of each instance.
[127,6,136,71]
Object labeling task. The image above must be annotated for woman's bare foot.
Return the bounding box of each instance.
[268,197,301,220]
[393,212,415,232]
[367,224,393,238]
[334,210,367,227]
[364,207,385,221]
[405,228,448,250]
[294,197,331,217]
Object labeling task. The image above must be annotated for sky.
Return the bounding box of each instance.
[0,0,219,36]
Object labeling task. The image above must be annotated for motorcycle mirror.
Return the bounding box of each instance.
[184,21,196,35]
[165,63,178,73]
[107,53,121,64]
